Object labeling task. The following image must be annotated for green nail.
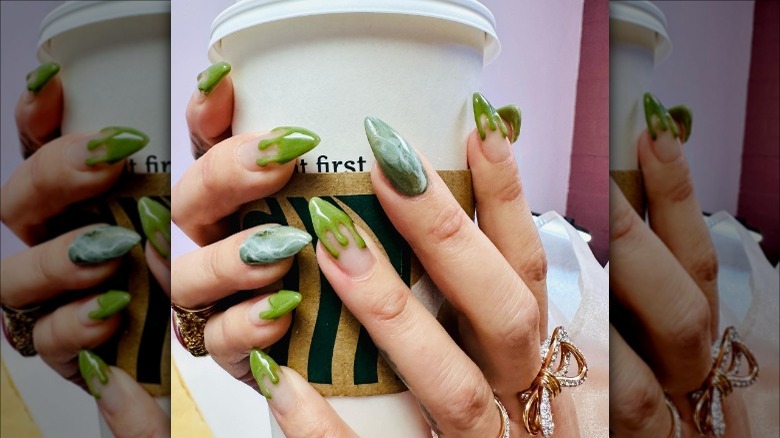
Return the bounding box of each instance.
[68,225,141,265]
[473,92,508,141]
[256,126,320,166]
[668,105,693,143]
[250,348,281,399]
[85,127,149,166]
[25,62,60,93]
[88,290,131,320]
[643,92,679,141]
[259,290,302,320]
[308,197,366,258]
[79,350,110,399]
[138,197,171,259]
[497,104,522,144]
[197,62,231,95]
[364,116,428,196]
[239,226,311,265]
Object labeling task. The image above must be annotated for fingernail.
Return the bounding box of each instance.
[239,226,311,265]
[84,127,149,166]
[364,116,428,196]
[250,348,281,399]
[197,62,231,95]
[668,105,693,143]
[497,104,522,144]
[68,226,141,265]
[26,62,59,93]
[643,92,679,141]
[138,197,171,260]
[309,197,374,277]
[82,290,131,323]
[251,290,302,322]
[240,127,320,168]
[473,92,508,141]
[79,350,110,399]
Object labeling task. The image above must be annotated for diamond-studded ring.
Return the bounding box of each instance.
[664,394,682,438]
[519,326,588,437]
[430,395,510,438]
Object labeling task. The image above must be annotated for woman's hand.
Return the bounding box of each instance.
[0,63,169,437]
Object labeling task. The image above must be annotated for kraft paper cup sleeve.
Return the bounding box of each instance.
[238,170,473,396]
[610,169,645,217]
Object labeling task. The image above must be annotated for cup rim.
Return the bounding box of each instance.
[609,0,672,63]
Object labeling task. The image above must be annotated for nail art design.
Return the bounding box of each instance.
[85,127,149,166]
[68,226,141,265]
[308,197,366,258]
[88,290,131,320]
[497,104,522,144]
[259,290,302,320]
[26,63,60,93]
[668,105,693,143]
[643,92,680,141]
[138,197,171,259]
[239,226,311,265]
[250,348,281,399]
[79,350,110,398]
[473,92,508,141]
[197,62,231,95]
[364,116,428,196]
[256,127,320,166]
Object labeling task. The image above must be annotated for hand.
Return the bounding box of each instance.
[0,63,170,437]
[609,94,749,437]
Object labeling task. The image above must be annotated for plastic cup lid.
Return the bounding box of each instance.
[38,1,170,59]
[209,0,500,64]
[610,1,671,62]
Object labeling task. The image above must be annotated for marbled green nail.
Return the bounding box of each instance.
[473,92,508,141]
[256,126,320,166]
[497,104,522,144]
[68,226,141,265]
[250,348,280,399]
[85,127,149,166]
[138,197,171,259]
[197,62,231,95]
[308,197,366,258]
[88,290,131,320]
[79,350,110,399]
[668,105,693,143]
[239,226,311,265]
[364,116,428,196]
[26,62,60,93]
[643,92,679,141]
[259,290,302,320]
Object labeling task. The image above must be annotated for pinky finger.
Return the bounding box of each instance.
[251,350,357,438]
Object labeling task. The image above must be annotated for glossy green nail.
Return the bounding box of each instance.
[643,92,679,141]
[364,116,428,196]
[88,290,131,320]
[26,62,59,93]
[668,105,693,143]
[68,226,141,265]
[85,127,149,166]
[250,348,281,399]
[240,226,311,265]
[79,350,110,399]
[473,92,508,141]
[256,126,320,166]
[197,62,231,95]
[497,104,522,144]
[138,197,171,259]
[259,290,302,320]
[308,197,366,258]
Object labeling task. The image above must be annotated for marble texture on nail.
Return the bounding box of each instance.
[239,226,312,265]
[68,226,141,265]
[309,197,366,258]
[364,116,428,196]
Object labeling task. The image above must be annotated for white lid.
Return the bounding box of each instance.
[38,1,170,58]
[209,0,500,63]
[610,1,671,63]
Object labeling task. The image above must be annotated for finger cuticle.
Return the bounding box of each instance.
[68,225,141,265]
[364,116,428,196]
[239,226,311,265]
[84,126,149,166]
[197,62,231,95]
[25,62,60,93]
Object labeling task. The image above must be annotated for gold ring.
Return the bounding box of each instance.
[664,394,681,438]
[430,394,510,438]
[1,304,42,357]
[171,302,217,357]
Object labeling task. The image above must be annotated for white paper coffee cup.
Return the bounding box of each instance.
[609,1,671,170]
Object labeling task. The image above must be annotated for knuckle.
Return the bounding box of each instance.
[368,285,410,325]
[495,175,524,204]
[428,204,470,246]
[689,246,719,284]
[443,383,493,432]
[663,163,694,203]
[518,244,548,284]
[610,199,641,242]
[616,383,663,432]
[499,305,539,350]
[668,299,710,357]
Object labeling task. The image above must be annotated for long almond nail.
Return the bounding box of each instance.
[197,62,231,95]
[68,226,141,265]
[364,116,428,196]
[26,63,60,93]
[250,290,302,322]
[309,197,374,277]
[250,348,281,399]
[643,92,679,141]
[138,197,171,259]
[79,350,110,399]
[668,105,693,143]
[497,104,522,144]
[84,127,149,166]
[82,290,131,322]
[473,92,508,141]
[239,226,311,265]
